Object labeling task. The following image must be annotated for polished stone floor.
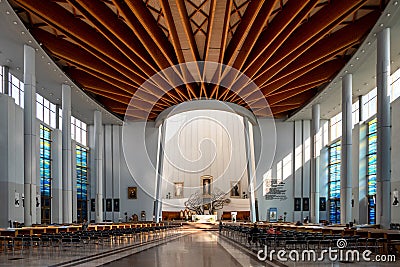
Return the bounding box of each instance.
[0,229,398,267]
[104,232,244,267]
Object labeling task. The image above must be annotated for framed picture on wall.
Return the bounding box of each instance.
[230,181,241,198]
[106,199,112,212]
[201,175,212,195]
[174,182,184,198]
[269,208,278,222]
[128,187,137,199]
[91,199,95,212]
[320,197,327,211]
[303,198,309,211]
[113,199,120,212]
[294,198,301,211]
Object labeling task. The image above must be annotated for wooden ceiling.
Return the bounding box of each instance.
[9,0,388,120]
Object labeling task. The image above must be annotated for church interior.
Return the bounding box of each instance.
[0,0,400,266]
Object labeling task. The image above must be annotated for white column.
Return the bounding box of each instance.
[94,110,104,223]
[154,122,166,223]
[62,84,72,223]
[310,104,320,224]
[23,45,37,227]
[376,28,391,228]
[243,117,256,222]
[340,74,353,225]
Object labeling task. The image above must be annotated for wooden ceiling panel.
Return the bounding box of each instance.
[9,0,387,120]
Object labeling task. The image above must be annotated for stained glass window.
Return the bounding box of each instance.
[328,141,341,224]
[40,124,52,224]
[76,145,89,223]
[367,118,377,224]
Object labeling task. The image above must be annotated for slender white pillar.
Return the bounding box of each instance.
[340,74,353,225]
[62,84,72,223]
[154,122,166,223]
[376,28,391,229]
[2,66,9,95]
[23,45,37,227]
[310,104,320,224]
[243,117,256,222]
[94,110,104,223]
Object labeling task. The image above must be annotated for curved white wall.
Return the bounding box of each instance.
[161,110,249,200]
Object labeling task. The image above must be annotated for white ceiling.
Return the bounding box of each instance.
[289,0,400,121]
[0,0,122,125]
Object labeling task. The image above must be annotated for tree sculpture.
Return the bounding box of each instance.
[184,188,230,215]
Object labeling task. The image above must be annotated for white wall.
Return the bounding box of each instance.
[161,110,248,201]
[89,122,160,222]
[256,119,329,223]
[0,95,24,227]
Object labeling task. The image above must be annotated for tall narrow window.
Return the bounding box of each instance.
[76,145,88,223]
[328,141,341,224]
[367,118,377,224]
[40,124,52,224]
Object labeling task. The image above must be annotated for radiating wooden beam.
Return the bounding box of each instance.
[31,28,143,88]
[207,0,232,99]
[175,0,201,61]
[14,0,148,81]
[232,0,278,71]
[224,0,266,66]
[121,0,178,66]
[243,0,314,74]
[255,6,378,87]
[71,0,158,74]
[267,81,326,105]
[263,59,344,96]
[252,0,366,84]
[110,0,188,102]
[159,0,199,100]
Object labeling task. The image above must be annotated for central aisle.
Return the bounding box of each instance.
[103,231,243,267]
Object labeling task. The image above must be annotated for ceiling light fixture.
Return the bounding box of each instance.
[13,21,17,25]
[380,23,384,27]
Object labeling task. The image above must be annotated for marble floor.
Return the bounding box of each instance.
[0,229,398,267]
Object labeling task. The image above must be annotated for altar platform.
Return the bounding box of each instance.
[192,214,217,223]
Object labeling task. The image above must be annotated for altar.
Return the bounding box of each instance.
[192,214,217,223]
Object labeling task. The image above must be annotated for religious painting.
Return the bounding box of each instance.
[393,189,399,206]
[230,181,241,198]
[303,198,309,211]
[201,175,212,195]
[174,182,184,198]
[106,198,112,212]
[15,192,20,208]
[294,198,301,211]
[113,199,120,212]
[128,187,137,199]
[91,199,95,212]
[320,197,327,211]
[269,208,278,222]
